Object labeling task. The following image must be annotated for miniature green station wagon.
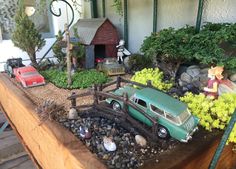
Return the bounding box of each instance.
[106,85,199,142]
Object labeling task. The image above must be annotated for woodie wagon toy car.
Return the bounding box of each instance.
[14,66,45,88]
[4,58,25,77]
[106,85,199,142]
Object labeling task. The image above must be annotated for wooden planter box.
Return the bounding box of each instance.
[0,74,235,169]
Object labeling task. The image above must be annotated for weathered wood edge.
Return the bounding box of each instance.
[0,74,106,169]
[0,105,41,169]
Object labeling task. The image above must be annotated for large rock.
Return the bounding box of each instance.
[187,65,200,70]
[200,68,209,74]
[230,74,236,82]
[135,135,147,147]
[186,68,200,78]
[199,74,208,85]
[68,108,78,119]
[178,79,187,87]
[180,72,192,83]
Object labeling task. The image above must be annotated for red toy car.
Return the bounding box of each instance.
[14,66,45,88]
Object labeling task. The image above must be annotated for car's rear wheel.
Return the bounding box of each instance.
[111,101,121,111]
[157,125,169,139]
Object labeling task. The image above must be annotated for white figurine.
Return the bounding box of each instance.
[116,40,131,63]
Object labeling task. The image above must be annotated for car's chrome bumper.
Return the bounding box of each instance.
[180,126,198,143]
[24,82,45,88]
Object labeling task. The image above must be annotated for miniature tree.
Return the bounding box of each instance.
[71,27,85,70]
[11,1,45,68]
[52,30,66,69]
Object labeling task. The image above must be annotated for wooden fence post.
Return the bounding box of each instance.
[93,84,98,105]
[123,92,129,116]
[116,76,121,89]
[98,84,103,100]
[147,80,152,87]
[71,92,76,107]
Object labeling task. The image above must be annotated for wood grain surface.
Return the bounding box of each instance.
[0,74,106,169]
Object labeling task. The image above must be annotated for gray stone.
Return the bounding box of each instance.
[178,79,187,87]
[187,65,200,70]
[135,135,147,147]
[103,136,117,152]
[199,74,209,85]
[230,73,236,82]
[68,108,78,119]
[186,68,200,78]
[192,76,200,82]
[180,72,192,83]
[200,68,209,74]
[192,81,201,88]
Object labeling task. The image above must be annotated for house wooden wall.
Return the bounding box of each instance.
[91,20,119,57]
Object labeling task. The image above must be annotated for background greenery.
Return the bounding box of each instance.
[141,23,236,77]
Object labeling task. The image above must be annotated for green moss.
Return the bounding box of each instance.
[41,69,108,89]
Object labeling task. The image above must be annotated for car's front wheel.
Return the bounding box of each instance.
[157,125,169,139]
[111,101,121,111]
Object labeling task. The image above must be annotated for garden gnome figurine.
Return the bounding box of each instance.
[116,39,131,63]
[203,66,224,99]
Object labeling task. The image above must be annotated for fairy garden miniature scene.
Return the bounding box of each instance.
[0,0,235,169]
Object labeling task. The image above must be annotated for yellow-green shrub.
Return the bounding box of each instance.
[131,68,173,91]
[180,93,236,144]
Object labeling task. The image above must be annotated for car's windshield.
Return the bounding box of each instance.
[105,59,116,64]
[178,109,191,123]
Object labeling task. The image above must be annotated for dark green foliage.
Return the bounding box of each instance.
[128,54,153,71]
[72,27,85,61]
[141,26,195,63]
[141,23,236,73]
[11,1,45,68]
[52,31,66,66]
[41,69,108,89]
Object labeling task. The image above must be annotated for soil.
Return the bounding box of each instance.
[3,73,223,169]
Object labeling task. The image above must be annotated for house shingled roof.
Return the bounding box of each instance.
[70,18,107,45]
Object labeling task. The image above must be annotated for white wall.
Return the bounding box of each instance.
[0,0,82,71]
[1,0,235,71]
[202,0,236,23]
[85,0,236,53]
[0,39,55,71]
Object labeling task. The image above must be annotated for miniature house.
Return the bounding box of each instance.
[70,18,119,69]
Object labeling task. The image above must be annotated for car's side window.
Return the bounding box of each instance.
[150,104,164,116]
[166,113,180,124]
[136,99,147,108]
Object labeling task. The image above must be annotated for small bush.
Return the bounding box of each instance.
[180,92,236,144]
[131,68,173,91]
[141,23,236,76]
[41,69,108,89]
[128,54,153,71]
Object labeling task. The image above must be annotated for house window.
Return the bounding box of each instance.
[0,0,53,40]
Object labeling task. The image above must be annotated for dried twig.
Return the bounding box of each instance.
[36,100,64,125]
